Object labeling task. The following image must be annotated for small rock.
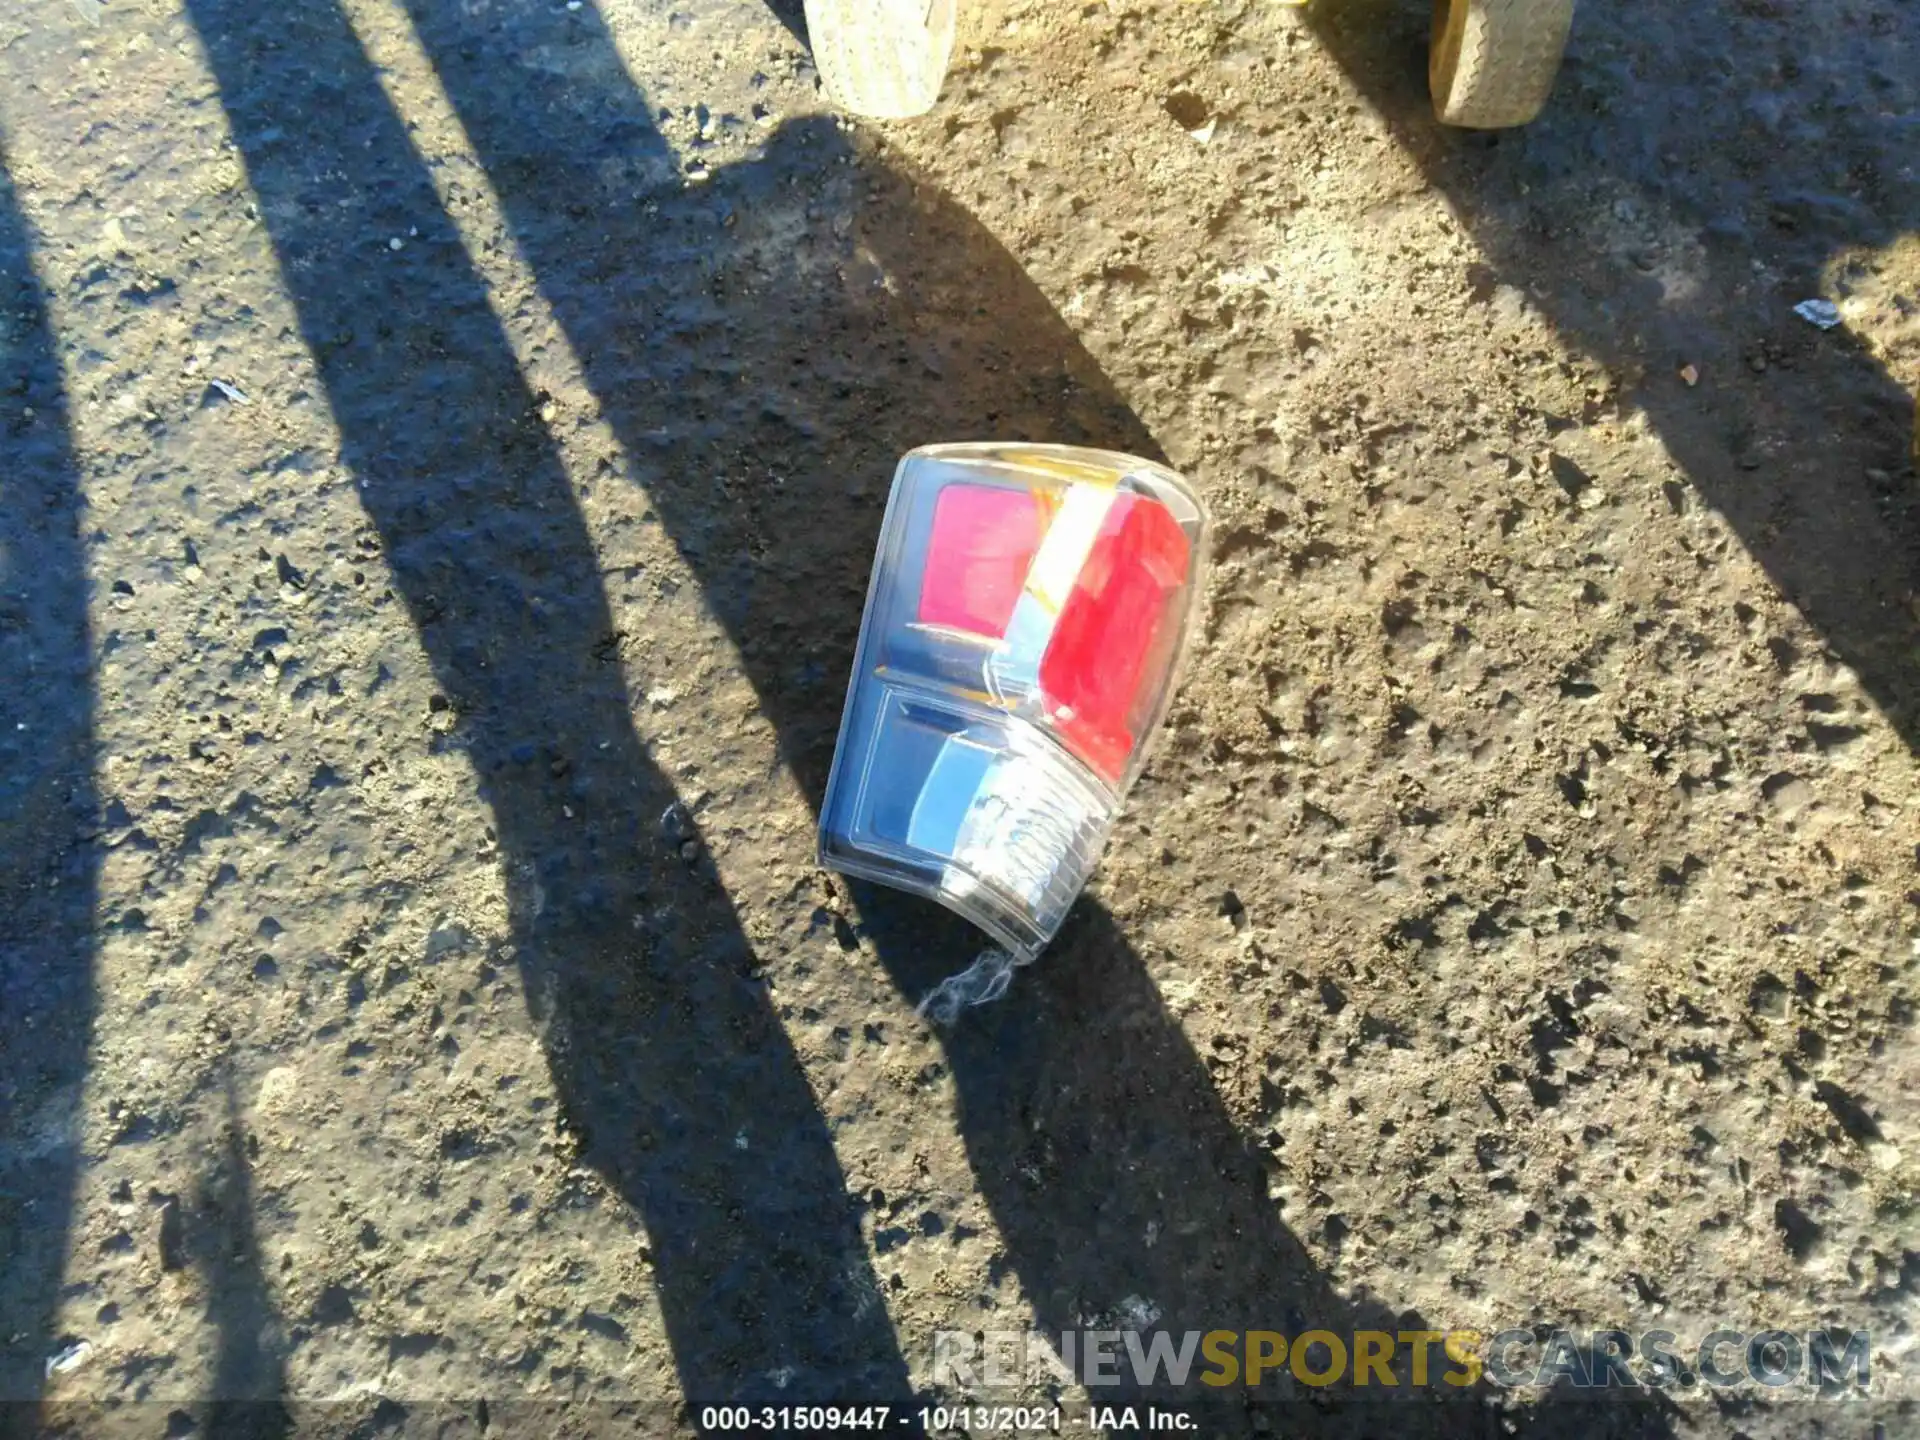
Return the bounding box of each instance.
[1163,91,1210,131]
[1678,364,1700,387]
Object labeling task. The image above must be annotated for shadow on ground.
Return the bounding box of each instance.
[0,133,99,1405]
[186,0,910,1410]
[1310,0,1920,750]
[173,0,1688,1431]
[2,0,1902,1426]
[199,1074,292,1440]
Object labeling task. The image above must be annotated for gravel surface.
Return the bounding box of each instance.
[2,0,1917,1434]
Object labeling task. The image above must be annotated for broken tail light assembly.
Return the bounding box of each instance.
[820,444,1209,958]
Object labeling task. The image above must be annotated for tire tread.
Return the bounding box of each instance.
[805,0,954,120]
[1432,0,1575,129]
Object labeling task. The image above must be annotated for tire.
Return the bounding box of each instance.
[1429,0,1574,129]
[804,0,956,120]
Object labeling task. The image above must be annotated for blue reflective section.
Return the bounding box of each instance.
[860,697,964,846]
[907,731,997,854]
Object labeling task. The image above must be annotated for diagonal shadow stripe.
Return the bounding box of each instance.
[387,1,1682,1431]
[1308,0,1920,750]
[182,0,913,1406]
[0,130,100,1408]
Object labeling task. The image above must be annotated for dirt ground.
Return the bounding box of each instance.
[3,0,1918,1433]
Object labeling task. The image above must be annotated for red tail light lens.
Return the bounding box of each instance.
[819,444,1208,958]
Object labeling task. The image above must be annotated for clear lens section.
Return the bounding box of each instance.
[821,684,1114,956]
[819,444,1207,958]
